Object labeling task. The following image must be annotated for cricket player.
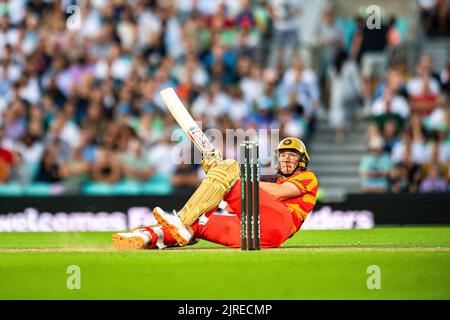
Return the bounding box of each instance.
[112,137,318,249]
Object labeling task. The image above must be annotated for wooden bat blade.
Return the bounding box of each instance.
[160,87,215,154]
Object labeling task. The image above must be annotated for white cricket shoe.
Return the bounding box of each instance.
[152,207,193,246]
[112,228,151,250]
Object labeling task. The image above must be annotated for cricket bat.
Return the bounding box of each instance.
[160,87,219,156]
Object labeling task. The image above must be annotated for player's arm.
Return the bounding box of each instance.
[260,181,301,201]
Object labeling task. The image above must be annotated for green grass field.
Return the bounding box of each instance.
[0,226,449,299]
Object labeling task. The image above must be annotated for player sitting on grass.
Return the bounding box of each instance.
[112,137,318,249]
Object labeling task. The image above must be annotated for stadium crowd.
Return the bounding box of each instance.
[0,0,449,195]
[0,0,311,195]
[361,53,450,193]
[419,0,450,37]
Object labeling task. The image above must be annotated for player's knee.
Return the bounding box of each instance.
[263,229,287,248]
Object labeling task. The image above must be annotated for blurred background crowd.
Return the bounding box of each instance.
[0,0,449,196]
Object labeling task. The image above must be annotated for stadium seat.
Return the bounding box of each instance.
[82,182,116,196]
[141,174,172,195]
[0,183,24,196]
[24,182,59,196]
[113,180,142,195]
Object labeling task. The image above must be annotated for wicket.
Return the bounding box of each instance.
[240,141,261,250]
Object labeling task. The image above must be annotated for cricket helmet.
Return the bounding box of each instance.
[274,137,310,175]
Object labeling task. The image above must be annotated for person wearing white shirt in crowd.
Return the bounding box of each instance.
[240,63,265,106]
[10,125,44,184]
[0,0,26,27]
[281,56,318,90]
[407,73,440,99]
[371,88,410,119]
[192,82,230,121]
[0,15,20,59]
[328,49,362,143]
[78,1,104,40]
[269,0,302,67]
[391,130,427,165]
[147,134,177,179]
[424,136,450,165]
[280,56,320,122]
[227,86,250,124]
[313,8,343,82]
[171,51,209,89]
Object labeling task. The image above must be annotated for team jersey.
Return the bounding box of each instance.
[276,170,318,235]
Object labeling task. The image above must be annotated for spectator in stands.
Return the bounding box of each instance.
[45,114,73,163]
[314,7,343,97]
[0,126,14,183]
[389,163,410,193]
[423,132,450,175]
[419,163,448,192]
[386,15,402,62]
[77,126,97,165]
[173,53,209,97]
[235,0,259,58]
[240,62,264,106]
[147,133,177,179]
[2,99,27,142]
[352,13,389,110]
[360,136,393,193]
[382,119,401,153]
[268,0,302,67]
[171,163,201,194]
[59,146,90,193]
[35,141,62,183]
[91,148,122,184]
[121,138,155,183]
[135,112,155,147]
[277,106,307,139]
[435,0,450,36]
[192,81,230,123]
[392,123,426,164]
[202,39,237,85]
[252,0,274,64]
[227,86,250,124]
[419,0,438,36]
[235,55,252,82]
[81,102,108,139]
[2,0,447,197]
[374,65,408,100]
[328,49,362,143]
[251,96,273,130]
[407,58,441,117]
[440,56,450,98]
[391,125,426,192]
[371,87,410,134]
[420,54,443,88]
[280,56,320,127]
[116,6,139,51]
[10,128,44,184]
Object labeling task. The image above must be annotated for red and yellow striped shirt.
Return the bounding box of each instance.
[276,170,318,235]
